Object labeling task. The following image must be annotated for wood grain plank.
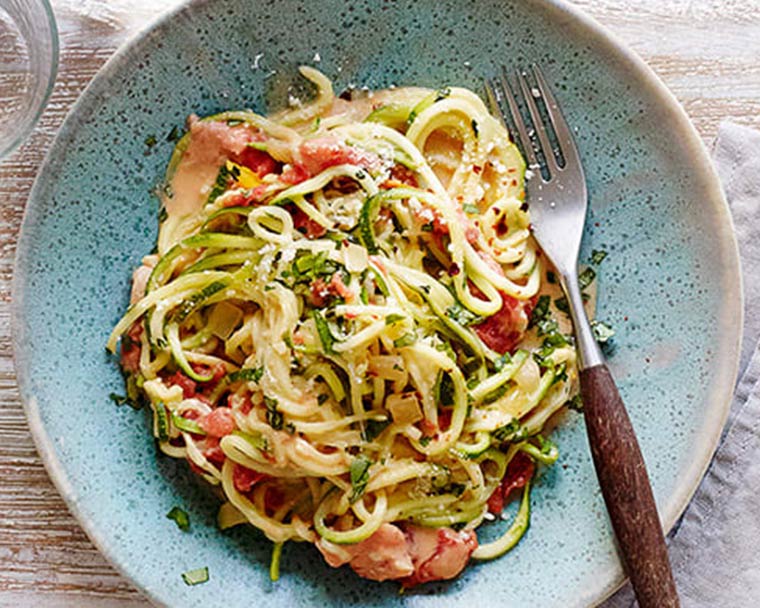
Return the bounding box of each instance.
[1,1,759,605]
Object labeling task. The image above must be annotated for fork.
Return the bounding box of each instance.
[485,66,679,608]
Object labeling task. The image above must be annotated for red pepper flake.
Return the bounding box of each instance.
[448,263,461,276]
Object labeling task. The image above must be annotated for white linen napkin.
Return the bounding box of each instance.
[604,121,760,607]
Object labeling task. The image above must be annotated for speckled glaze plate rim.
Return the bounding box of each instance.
[12,1,742,606]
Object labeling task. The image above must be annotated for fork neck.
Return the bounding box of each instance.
[559,269,604,370]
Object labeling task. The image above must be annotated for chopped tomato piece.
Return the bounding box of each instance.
[264,486,285,514]
[290,204,327,238]
[487,451,535,515]
[120,322,143,373]
[299,137,380,176]
[198,407,236,437]
[166,371,197,398]
[329,272,354,302]
[473,292,530,355]
[235,147,278,176]
[203,443,226,467]
[280,163,310,185]
[233,464,268,493]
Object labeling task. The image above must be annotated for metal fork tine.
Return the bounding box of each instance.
[531,64,580,168]
[516,69,559,175]
[483,78,504,128]
[496,67,539,171]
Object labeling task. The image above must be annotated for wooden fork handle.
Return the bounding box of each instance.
[580,364,679,608]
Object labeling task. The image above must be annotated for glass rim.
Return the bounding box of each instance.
[0,0,60,159]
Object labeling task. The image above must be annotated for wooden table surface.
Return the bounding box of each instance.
[1,1,759,606]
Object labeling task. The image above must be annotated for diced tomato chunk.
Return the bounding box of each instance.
[120,323,142,373]
[233,464,269,493]
[298,137,379,176]
[473,292,530,355]
[280,163,310,185]
[264,486,285,514]
[487,451,535,515]
[291,204,327,238]
[198,407,236,437]
[235,147,278,176]
[203,444,226,466]
[166,371,197,398]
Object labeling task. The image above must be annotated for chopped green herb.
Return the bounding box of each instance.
[591,319,615,343]
[166,125,183,142]
[568,394,584,412]
[446,302,483,327]
[471,119,479,137]
[529,295,551,328]
[493,418,528,443]
[393,333,416,348]
[462,203,479,215]
[181,567,209,586]
[144,134,157,148]
[109,393,131,407]
[363,419,391,442]
[166,506,190,531]
[312,310,338,354]
[435,371,455,407]
[360,285,370,304]
[421,222,434,232]
[385,313,405,326]
[158,206,168,223]
[317,393,329,406]
[546,270,557,284]
[419,436,432,447]
[537,434,557,456]
[349,454,372,503]
[578,267,596,290]
[206,165,231,205]
[590,249,608,265]
[554,297,570,314]
[264,396,284,430]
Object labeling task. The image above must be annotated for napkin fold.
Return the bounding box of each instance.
[604,122,760,607]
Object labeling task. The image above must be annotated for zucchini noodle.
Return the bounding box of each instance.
[109,68,581,585]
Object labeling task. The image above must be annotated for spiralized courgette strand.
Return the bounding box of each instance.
[109,67,580,583]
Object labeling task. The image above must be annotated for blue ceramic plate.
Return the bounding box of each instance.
[12,1,742,606]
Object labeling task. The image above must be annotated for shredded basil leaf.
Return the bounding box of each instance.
[492,419,528,443]
[590,249,608,265]
[264,396,284,430]
[529,295,551,328]
[363,419,390,442]
[349,455,372,503]
[578,267,596,290]
[166,506,190,531]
